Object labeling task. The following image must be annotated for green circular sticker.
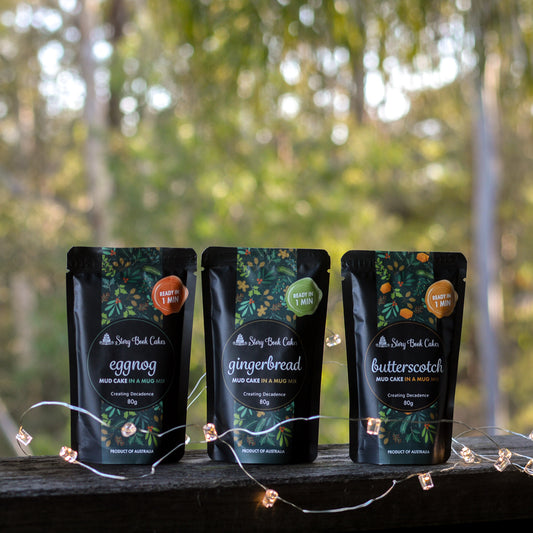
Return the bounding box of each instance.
[285,277,322,317]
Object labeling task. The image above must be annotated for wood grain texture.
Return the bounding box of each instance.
[1,436,532,532]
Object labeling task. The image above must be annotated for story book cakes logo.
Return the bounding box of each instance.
[99,333,114,346]
[233,334,247,347]
[376,336,389,348]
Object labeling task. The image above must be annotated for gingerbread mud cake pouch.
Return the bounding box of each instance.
[341,251,467,465]
[66,247,196,464]
[202,247,330,464]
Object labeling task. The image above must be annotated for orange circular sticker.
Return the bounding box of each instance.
[151,275,189,316]
[425,280,457,319]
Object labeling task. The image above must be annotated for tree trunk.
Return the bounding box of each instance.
[9,273,37,371]
[79,0,113,243]
[472,50,506,431]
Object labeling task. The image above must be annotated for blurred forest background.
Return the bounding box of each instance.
[1,0,533,456]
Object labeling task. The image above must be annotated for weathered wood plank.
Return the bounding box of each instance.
[1,435,532,532]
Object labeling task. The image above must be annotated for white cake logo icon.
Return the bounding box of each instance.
[99,333,114,346]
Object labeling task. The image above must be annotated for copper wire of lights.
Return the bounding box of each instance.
[12,337,533,512]
[15,400,533,512]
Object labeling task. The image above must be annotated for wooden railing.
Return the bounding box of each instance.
[1,435,532,532]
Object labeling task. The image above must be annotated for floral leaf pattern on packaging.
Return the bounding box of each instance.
[100,247,163,453]
[235,248,297,326]
[378,403,438,449]
[101,247,163,325]
[101,401,163,449]
[233,248,297,451]
[376,251,435,329]
[233,402,294,449]
[375,251,438,452]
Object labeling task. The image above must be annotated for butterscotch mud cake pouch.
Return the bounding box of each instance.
[67,247,196,464]
[341,251,467,465]
[202,247,330,464]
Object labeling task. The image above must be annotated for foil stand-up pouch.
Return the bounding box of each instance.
[342,250,467,464]
[202,247,330,464]
[67,247,196,464]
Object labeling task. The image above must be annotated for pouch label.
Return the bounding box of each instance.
[364,322,444,411]
[222,320,306,410]
[152,275,189,315]
[87,319,175,410]
[285,277,322,317]
[425,279,457,318]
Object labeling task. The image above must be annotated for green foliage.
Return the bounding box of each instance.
[379,405,438,447]
[101,402,162,449]
[233,402,294,450]
[1,0,533,457]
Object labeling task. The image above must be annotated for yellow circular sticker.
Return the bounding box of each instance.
[425,280,457,318]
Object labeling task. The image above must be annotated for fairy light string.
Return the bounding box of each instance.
[15,401,533,513]
[12,343,533,513]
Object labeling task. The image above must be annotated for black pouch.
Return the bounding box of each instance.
[66,246,196,464]
[341,251,467,464]
[202,247,330,464]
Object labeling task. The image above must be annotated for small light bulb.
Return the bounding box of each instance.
[494,456,509,472]
[459,446,475,463]
[184,434,191,445]
[59,446,78,463]
[366,417,381,436]
[528,430,533,441]
[499,448,512,460]
[418,472,434,491]
[524,459,533,476]
[203,423,218,442]
[121,422,137,438]
[262,489,279,508]
[325,333,341,347]
[16,427,33,446]
[494,447,512,472]
[494,455,510,472]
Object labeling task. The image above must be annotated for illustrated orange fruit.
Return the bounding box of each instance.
[380,282,392,294]
[399,308,413,319]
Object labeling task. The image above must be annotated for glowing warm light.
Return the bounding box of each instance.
[418,472,434,491]
[59,446,78,463]
[262,489,279,508]
[203,423,218,442]
[15,398,533,516]
[459,446,475,463]
[366,417,381,436]
[121,422,137,438]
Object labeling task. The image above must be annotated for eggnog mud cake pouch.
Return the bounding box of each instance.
[66,247,196,464]
[341,251,467,465]
[202,247,330,464]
